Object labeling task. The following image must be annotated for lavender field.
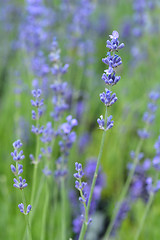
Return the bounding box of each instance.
[0,0,160,239]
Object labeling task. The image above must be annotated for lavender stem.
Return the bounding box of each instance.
[21,191,32,240]
[30,111,40,205]
[61,177,67,240]
[41,179,49,240]
[79,107,108,240]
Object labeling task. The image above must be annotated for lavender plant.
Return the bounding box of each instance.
[30,89,44,205]
[73,159,106,238]
[10,140,32,238]
[76,30,124,240]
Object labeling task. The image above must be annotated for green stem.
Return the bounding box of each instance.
[23,175,45,240]
[30,115,40,205]
[41,178,49,240]
[134,172,159,240]
[61,177,66,240]
[79,107,108,240]
[31,175,45,220]
[21,191,32,240]
[49,185,58,239]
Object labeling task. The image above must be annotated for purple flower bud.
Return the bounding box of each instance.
[18,203,24,214]
[26,205,32,214]
[11,164,16,174]
[153,156,160,171]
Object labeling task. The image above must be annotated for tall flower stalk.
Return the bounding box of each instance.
[10,140,32,239]
[30,89,44,205]
[78,30,124,240]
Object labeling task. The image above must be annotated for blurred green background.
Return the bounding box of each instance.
[0,0,160,239]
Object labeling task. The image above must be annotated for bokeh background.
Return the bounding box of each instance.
[0,0,160,239]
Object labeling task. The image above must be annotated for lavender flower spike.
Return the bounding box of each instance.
[100,88,117,107]
[18,203,32,215]
[97,115,114,131]
[107,30,125,51]
[74,162,88,206]
[13,176,28,190]
[11,140,25,161]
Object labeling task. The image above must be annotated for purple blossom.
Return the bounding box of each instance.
[40,122,54,143]
[149,91,160,101]
[11,164,23,176]
[137,129,150,139]
[31,89,44,109]
[11,140,25,161]
[102,53,122,68]
[27,204,32,214]
[13,139,23,149]
[18,203,32,215]
[154,136,160,155]
[18,203,24,214]
[100,89,117,107]
[130,151,144,161]
[78,133,91,153]
[13,176,28,190]
[97,115,114,131]
[73,159,106,235]
[11,140,31,214]
[74,162,88,204]
[153,156,160,171]
[143,112,155,124]
[31,125,44,135]
[19,0,52,52]
[54,116,78,180]
[102,72,121,86]
[42,166,52,176]
[59,115,78,155]
[29,154,42,164]
[106,30,125,51]
[54,168,68,178]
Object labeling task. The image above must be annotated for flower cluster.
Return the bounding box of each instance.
[18,203,32,215]
[20,0,52,52]
[41,122,54,152]
[49,38,70,121]
[59,115,78,156]
[73,159,106,235]
[40,122,55,175]
[31,89,44,135]
[97,115,114,131]
[97,31,124,130]
[10,140,32,215]
[100,89,117,106]
[137,90,160,139]
[74,162,88,204]
[54,116,78,179]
